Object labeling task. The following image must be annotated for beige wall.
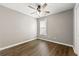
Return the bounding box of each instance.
[0,6,37,48]
[38,9,73,45]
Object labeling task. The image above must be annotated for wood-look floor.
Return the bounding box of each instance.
[0,39,76,56]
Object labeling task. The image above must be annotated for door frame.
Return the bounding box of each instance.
[74,3,79,55]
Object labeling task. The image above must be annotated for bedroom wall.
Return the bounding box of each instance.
[37,9,73,46]
[0,5,37,49]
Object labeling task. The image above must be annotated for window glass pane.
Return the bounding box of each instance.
[40,20,46,27]
[40,19,47,35]
[40,28,47,35]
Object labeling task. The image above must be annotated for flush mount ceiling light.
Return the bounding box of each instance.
[28,3,50,17]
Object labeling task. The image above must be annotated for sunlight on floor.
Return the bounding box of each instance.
[37,42,49,56]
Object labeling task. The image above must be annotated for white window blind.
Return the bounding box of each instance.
[40,19,47,35]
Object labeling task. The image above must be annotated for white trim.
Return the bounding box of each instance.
[0,37,37,51]
[38,38,73,47]
[73,3,79,56]
[73,3,78,55]
[73,47,78,55]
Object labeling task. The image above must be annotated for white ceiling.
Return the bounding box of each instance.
[0,3,75,18]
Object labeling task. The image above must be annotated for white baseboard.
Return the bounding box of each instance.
[0,37,37,51]
[73,47,78,55]
[0,37,73,51]
[38,38,73,47]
